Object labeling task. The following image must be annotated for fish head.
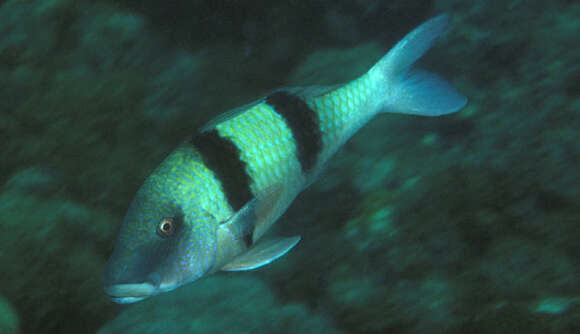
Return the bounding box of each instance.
[103,165,218,304]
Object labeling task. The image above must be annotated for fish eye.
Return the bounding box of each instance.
[157,217,175,237]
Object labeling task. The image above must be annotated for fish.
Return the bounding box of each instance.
[104,14,467,304]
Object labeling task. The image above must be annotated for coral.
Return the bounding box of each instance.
[0,296,19,334]
[478,238,578,298]
[0,171,118,333]
[0,0,578,333]
[98,275,343,334]
[287,42,384,86]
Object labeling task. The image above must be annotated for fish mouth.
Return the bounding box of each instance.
[104,282,157,304]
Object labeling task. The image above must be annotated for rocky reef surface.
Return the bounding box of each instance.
[0,0,578,333]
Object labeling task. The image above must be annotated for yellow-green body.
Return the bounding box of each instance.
[104,14,467,304]
[141,77,375,274]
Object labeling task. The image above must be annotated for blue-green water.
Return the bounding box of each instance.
[0,0,578,333]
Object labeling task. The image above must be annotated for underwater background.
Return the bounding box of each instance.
[0,0,578,333]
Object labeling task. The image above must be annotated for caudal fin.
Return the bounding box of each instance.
[369,14,467,116]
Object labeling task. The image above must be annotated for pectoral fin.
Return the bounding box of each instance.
[221,236,301,271]
[218,183,286,248]
[219,198,257,247]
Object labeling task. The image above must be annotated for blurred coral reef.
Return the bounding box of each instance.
[0,0,578,333]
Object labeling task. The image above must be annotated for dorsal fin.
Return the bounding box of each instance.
[286,85,341,100]
[199,99,263,132]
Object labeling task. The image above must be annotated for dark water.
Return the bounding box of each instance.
[0,0,578,333]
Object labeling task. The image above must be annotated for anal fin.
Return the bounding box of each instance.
[222,236,301,271]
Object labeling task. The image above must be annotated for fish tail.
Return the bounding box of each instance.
[368,14,467,116]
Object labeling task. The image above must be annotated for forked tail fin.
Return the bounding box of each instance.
[368,14,467,116]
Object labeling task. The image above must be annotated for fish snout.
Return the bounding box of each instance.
[103,250,165,303]
[104,282,156,304]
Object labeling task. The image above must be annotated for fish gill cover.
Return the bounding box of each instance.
[0,0,579,333]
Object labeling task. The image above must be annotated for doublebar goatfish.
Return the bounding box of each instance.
[104,14,467,304]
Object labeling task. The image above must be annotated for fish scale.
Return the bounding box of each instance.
[216,103,302,197]
[104,14,468,304]
[309,74,379,163]
[149,146,231,221]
